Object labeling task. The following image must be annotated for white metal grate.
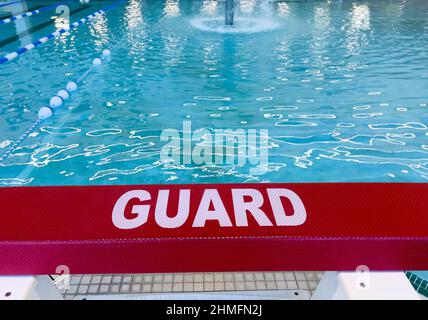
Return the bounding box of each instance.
[60,271,324,299]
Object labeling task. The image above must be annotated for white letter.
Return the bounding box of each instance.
[155,189,190,228]
[183,121,192,164]
[112,190,151,229]
[231,189,273,226]
[193,189,232,227]
[267,188,306,226]
[192,128,213,165]
[160,128,181,165]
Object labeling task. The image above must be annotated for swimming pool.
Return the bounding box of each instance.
[407,271,428,297]
[1,0,428,295]
[0,0,427,186]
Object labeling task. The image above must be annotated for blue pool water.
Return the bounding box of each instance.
[407,271,428,296]
[0,0,427,186]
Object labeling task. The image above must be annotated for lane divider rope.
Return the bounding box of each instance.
[0,49,112,163]
[0,118,42,162]
[0,0,73,25]
[0,0,124,65]
[0,0,127,162]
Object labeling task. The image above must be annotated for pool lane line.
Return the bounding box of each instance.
[0,0,74,25]
[0,4,46,19]
[0,4,89,49]
[1,0,158,167]
[0,1,24,8]
[0,49,112,163]
[0,0,124,65]
[0,118,43,163]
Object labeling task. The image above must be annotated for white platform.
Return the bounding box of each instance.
[0,271,421,300]
[312,271,420,300]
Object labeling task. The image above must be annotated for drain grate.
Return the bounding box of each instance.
[59,271,323,300]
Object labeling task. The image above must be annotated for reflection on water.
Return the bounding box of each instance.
[124,0,146,63]
[314,6,330,30]
[351,4,370,30]
[345,4,371,55]
[1,1,32,47]
[201,0,218,15]
[164,0,181,17]
[88,12,110,47]
[312,4,331,64]
[125,0,143,29]
[0,0,428,186]
[277,2,290,17]
[239,0,256,15]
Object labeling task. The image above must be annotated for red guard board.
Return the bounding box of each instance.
[0,183,427,274]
